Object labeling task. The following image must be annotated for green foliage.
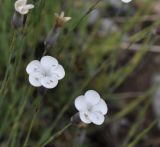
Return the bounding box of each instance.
[0,0,158,146]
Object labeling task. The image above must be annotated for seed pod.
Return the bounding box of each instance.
[44,12,71,50]
[44,27,61,49]
[12,11,26,29]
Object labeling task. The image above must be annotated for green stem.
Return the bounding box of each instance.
[72,0,102,30]
[7,87,32,147]
[127,120,157,147]
[22,88,46,147]
[41,122,72,147]
[22,111,37,147]
[0,31,16,94]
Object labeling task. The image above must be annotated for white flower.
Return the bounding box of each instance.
[15,0,34,15]
[74,90,108,125]
[26,56,65,89]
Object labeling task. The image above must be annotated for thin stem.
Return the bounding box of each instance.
[72,0,102,31]
[22,88,46,147]
[22,111,37,147]
[0,31,16,94]
[7,87,32,147]
[128,119,158,147]
[41,122,72,147]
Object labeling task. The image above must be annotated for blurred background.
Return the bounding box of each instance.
[0,0,160,146]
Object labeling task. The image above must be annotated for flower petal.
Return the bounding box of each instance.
[79,112,91,124]
[25,4,34,10]
[84,90,100,105]
[88,112,105,125]
[41,76,58,89]
[19,4,34,15]
[40,56,58,71]
[92,99,108,115]
[51,65,65,80]
[15,0,27,8]
[60,12,65,18]
[20,8,29,15]
[29,73,43,87]
[64,17,72,22]
[75,96,87,111]
[26,60,42,74]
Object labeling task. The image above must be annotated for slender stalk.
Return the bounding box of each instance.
[41,122,72,147]
[107,88,155,124]
[22,111,37,147]
[22,88,46,147]
[127,120,157,147]
[7,87,32,147]
[121,98,152,147]
[0,31,16,94]
[72,0,102,31]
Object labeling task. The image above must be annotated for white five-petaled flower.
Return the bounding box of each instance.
[26,56,65,89]
[15,0,34,15]
[74,90,108,125]
[54,11,72,27]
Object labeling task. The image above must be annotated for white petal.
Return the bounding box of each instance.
[84,90,100,105]
[40,56,58,71]
[19,4,34,15]
[60,12,65,18]
[15,0,27,8]
[79,112,91,124]
[51,65,65,80]
[41,76,58,89]
[64,17,72,22]
[25,4,34,10]
[29,73,43,87]
[88,112,105,125]
[20,8,29,15]
[26,60,42,74]
[92,99,108,115]
[75,96,87,111]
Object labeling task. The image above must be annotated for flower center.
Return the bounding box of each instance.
[43,70,51,77]
[87,106,93,113]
